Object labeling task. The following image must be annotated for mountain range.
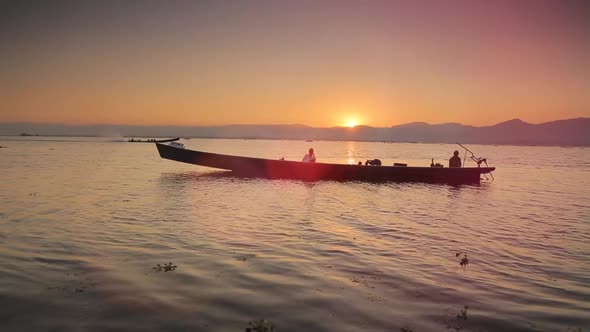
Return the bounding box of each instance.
[1,118,589,146]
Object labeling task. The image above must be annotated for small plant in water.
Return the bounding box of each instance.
[455,252,469,267]
[153,262,177,272]
[245,319,275,332]
[457,305,468,320]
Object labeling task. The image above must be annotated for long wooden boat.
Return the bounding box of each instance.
[155,143,495,184]
[129,137,180,143]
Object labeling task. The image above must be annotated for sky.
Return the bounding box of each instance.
[0,0,589,127]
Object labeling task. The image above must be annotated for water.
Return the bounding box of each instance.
[1,138,589,332]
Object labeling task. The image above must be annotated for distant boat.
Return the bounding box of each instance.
[128,137,180,143]
[155,143,495,184]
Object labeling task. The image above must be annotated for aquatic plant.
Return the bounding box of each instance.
[455,252,469,267]
[236,254,256,262]
[153,262,177,272]
[442,304,471,331]
[457,305,468,320]
[245,319,274,332]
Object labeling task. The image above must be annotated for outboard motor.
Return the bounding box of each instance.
[457,143,493,180]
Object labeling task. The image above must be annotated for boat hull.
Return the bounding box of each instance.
[156,143,495,184]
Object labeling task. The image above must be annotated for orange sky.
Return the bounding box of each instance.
[1,1,588,127]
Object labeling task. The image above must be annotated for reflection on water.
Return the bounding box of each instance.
[160,170,238,182]
[0,138,589,332]
[346,141,359,165]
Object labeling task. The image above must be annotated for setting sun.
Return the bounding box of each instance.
[346,120,358,128]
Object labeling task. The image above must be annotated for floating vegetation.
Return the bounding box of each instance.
[367,294,387,302]
[47,271,97,296]
[236,254,256,262]
[442,305,470,331]
[153,262,177,272]
[350,276,369,287]
[400,328,414,332]
[245,319,275,332]
[456,305,468,320]
[350,275,377,288]
[455,252,469,267]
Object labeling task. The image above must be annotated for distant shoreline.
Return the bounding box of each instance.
[0,135,588,148]
[1,118,588,146]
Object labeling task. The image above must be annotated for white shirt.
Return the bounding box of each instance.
[302,153,316,162]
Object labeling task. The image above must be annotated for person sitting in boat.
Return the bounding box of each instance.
[365,159,382,166]
[302,148,316,162]
[449,150,462,168]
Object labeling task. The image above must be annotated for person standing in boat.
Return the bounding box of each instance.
[302,148,316,162]
[449,150,462,167]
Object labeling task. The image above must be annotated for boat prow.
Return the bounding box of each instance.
[128,137,180,143]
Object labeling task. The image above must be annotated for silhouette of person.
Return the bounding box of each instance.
[302,148,316,162]
[449,150,462,168]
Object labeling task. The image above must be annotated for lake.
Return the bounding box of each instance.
[1,138,589,331]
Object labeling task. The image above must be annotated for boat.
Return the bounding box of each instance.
[155,143,495,184]
[128,137,180,143]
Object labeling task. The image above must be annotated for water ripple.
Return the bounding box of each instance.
[0,139,589,331]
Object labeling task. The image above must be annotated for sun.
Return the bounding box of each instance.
[346,119,358,128]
